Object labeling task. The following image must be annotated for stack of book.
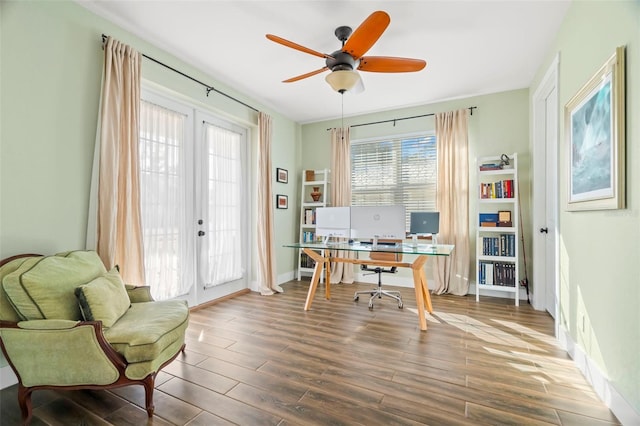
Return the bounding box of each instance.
[479,213,499,227]
[479,179,514,199]
[480,234,516,257]
[304,208,315,225]
[478,261,516,286]
[479,162,503,171]
[300,253,316,268]
[302,231,316,242]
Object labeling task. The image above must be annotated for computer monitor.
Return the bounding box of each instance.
[410,212,440,235]
[315,207,351,242]
[350,205,406,241]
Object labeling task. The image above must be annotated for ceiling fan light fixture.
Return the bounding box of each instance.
[325,70,362,94]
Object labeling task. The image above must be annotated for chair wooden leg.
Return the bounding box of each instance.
[142,375,156,417]
[17,384,33,426]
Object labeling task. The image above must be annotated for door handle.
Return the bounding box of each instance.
[198,231,206,237]
[539,227,548,234]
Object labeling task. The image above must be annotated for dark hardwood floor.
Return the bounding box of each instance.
[0,279,620,425]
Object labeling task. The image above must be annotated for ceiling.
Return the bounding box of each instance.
[77,1,571,124]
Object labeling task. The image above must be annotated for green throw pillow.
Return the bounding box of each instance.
[75,268,131,328]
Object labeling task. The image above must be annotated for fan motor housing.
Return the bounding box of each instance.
[326,50,358,72]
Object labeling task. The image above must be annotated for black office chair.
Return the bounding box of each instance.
[354,241,403,310]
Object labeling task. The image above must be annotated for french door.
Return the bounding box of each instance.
[139,89,249,306]
[194,112,249,304]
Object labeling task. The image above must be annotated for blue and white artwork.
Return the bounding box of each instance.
[570,75,613,200]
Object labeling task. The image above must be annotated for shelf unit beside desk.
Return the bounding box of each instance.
[475,153,520,305]
[298,169,330,281]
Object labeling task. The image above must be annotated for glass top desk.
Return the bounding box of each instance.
[284,242,455,331]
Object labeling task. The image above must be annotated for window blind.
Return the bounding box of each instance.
[351,133,437,230]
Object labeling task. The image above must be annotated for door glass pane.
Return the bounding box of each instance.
[139,100,192,300]
[199,122,244,287]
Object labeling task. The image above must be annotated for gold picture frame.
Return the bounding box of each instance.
[565,46,625,211]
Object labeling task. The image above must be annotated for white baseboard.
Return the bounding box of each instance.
[278,270,295,286]
[471,282,528,302]
[558,326,639,425]
[0,365,17,390]
[249,270,296,293]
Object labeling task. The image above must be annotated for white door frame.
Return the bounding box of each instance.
[532,54,560,324]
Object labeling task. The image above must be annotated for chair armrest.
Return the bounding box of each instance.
[125,285,154,303]
[0,320,126,387]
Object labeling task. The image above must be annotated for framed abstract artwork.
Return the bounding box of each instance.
[276,168,288,183]
[276,194,288,209]
[565,46,625,211]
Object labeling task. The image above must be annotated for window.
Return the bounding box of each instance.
[351,133,437,229]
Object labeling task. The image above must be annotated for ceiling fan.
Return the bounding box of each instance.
[266,10,426,94]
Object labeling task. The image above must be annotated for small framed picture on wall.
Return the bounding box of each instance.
[276,194,288,209]
[276,168,288,183]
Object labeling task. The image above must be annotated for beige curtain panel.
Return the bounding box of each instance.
[257,112,283,295]
[95,37,145,285]
[434,109,470,295]
[329,127,355,284]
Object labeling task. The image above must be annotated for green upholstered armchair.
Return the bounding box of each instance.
[0,251,189,425]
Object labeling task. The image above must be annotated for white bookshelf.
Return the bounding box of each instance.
[475,153,520,305]
[297,169,330,280]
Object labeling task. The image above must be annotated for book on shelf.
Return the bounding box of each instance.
[479,162,503,171]
[300,253,316,268]
[304,208,315,225]
[302,231,317,242]
[480,234,516,257]
[479,213,499,226]
[479,179,514,199]
[479,261,516,287]
[485,262,494,285]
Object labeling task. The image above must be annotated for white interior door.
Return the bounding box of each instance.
[532,56,559,319]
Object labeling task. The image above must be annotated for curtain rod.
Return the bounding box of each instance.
[101,34,258,113]
[327,106,477,131]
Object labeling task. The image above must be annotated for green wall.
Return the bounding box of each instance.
[300,90,532,290]
[530,0,639,417]
[0,0,299,371]
[2,0,638,418]
[0,0,300,270]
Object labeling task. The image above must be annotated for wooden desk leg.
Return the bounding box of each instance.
[412,267,427,331]
[420,268,433,313]
[412,255,429,331]
[303,248,327,311]
[325,257,331,299]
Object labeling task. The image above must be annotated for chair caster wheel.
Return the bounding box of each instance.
[368,303,373,310]
[398,302,403,309]
[354,296,359,301]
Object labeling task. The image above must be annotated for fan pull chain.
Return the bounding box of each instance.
[341,93,345,140]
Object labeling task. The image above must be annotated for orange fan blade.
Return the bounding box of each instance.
[342,11,390,59]
[283,67,329,83]
[358,56,427,73]
[266,34,332,59]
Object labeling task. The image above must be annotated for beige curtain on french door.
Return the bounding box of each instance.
[329,127,355,284]
[257,112,283,295]
[92,36,145,285]
[433,109,470,295]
